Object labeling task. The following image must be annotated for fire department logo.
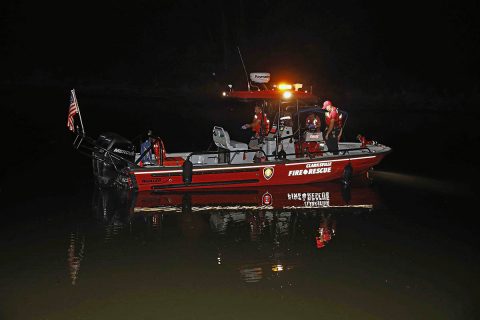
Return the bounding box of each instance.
[263,167,274,180]
[262,192,273,206]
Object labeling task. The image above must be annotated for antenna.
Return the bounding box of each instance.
[237,46,251,91]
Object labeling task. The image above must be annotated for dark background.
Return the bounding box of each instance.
[1,0,479,197]
[1,3,479,318]
[2,1,478,94]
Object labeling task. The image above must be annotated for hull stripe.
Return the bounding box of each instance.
[151,179,259,189]
[134,164,276,175]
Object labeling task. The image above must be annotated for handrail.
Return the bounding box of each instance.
[271,146,372,160]
[185,145,372,165]
[289,146,372,159]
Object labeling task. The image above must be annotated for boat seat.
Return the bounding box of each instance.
[212,126,248,151]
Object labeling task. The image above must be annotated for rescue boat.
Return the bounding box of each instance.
[69,73,391,192]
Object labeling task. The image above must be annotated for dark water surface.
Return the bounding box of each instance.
[1,88,479,319]
[1,179,478,319]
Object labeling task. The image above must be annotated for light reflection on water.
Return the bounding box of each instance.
[67,231,85,286]
[77,182,376,287]
[1,179,477,319]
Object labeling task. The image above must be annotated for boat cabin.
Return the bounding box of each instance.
[133,73,368,168]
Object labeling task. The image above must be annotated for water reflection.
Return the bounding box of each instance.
[315,213,336,249]
[71,182,379,286]
[240,267,263,283]
[67,231,85,285]
[132,183,378,213]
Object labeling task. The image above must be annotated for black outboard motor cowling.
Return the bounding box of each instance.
[92,132,135,187]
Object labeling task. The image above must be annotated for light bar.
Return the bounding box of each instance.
[278,83,292,90]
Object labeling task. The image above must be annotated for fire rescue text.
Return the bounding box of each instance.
[288,162,332,176]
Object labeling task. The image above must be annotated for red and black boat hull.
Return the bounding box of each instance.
[130,153,387,192]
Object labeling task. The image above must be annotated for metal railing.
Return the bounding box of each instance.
[75,131,374,172]
[185,145,372,164]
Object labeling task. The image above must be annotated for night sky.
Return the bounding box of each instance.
[2,4,480,318]
[1,0,479,176]
[2,1,479,98]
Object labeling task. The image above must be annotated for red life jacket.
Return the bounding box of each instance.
[325,107,341,129]
[338,112,344,128]
[253,112,270,135]
[306,114,321,131]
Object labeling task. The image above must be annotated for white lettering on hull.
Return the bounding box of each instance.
[306,162,332,168]
[288,167,331,176]
[287,192,330,207]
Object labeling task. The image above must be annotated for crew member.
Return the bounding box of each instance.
[140,130,154,165]
[242,105,270,149]
[140,130,164,166]
[306,113,321,132]
[322,100,341,155]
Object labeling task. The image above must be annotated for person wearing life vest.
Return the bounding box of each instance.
[322,100,341,155]
[242,105,270,149]
[306,113,321,132]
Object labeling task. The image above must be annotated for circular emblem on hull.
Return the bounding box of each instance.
[263,167,274,180]
[262,192,273,206]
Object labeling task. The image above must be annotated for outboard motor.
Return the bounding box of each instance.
[92,132,135,186]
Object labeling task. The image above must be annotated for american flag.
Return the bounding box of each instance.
[67,89,78,132]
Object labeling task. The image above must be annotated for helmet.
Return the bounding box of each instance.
[322,100,332,109]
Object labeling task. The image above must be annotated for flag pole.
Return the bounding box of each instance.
[72,89,85,136]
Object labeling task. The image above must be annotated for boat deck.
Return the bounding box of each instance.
[136,142,391,169]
